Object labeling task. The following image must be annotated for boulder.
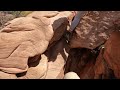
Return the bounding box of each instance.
[0,11,72,76]
[103,31,120,78]
[0,16,53,74]
[70,11,120,49]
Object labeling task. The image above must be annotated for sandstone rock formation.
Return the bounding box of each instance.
[70,11,120,49]
[0,11,73,78]
[17,37,69,79]
[0,16,53,74]
[96,31,120,79]
[45,37,69,79]
[94,31,120,79]
[66,30,120,79]
[0,11,120,79]
[103,31,120,78]
[27,11,74,45]
[17,55,48,79]
[0,71,17,79]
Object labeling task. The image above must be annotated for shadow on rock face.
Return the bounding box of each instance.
[44,37,70,79]
[49,17,68,46]
[64,48,99,79]
[16,54,42,77]
[28,55,41,67]
[45,37,69,62]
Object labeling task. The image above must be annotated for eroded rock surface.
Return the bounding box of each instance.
[70,11,120,49]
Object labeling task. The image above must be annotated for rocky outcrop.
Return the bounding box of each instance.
[0,11,120,79]
[103,31,120,78]
[70,11,120,49]
[0,16,53,74]
[0,11,73,79]
[65,30,120,79]
[17,37,69,79]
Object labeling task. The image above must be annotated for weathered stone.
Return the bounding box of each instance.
[27,11,74,45]
[94,49,115,79]
[0,11,73,75]
[17,55,48,79]
[0,71,17,79]
[0,16,53,74]
[70,11,120,49]
[103,31,120,78]
[45,37,69,79]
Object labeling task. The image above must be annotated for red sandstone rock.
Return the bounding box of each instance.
[70,11,120,49]
[103,31,120,78]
